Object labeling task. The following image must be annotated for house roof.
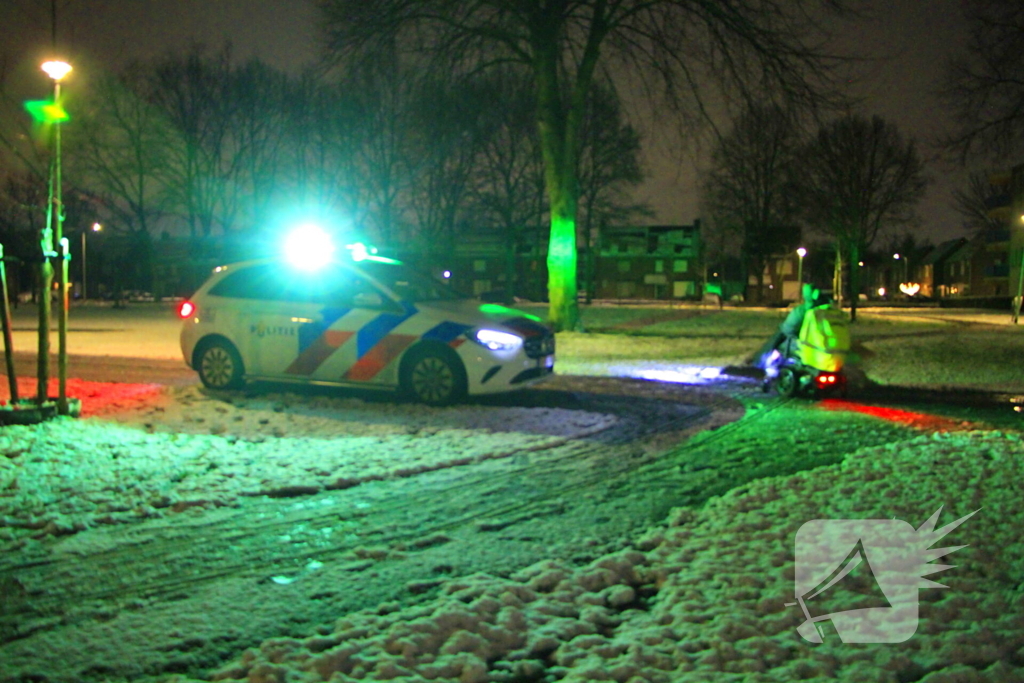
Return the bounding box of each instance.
[945,240,977,263]
[919,238,968,265]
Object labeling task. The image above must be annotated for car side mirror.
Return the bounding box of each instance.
[353,291,385,308]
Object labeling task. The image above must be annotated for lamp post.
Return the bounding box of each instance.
[40,59,71,413]
[82,222,101,300]
[1014,215,1024,324]
[893,252,908,287]
[796,247,806,289]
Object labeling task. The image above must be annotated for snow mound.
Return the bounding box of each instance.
[207,431,1024,682]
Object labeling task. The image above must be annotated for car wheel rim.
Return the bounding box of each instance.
[412,357,453,402]
[202,347,234,388]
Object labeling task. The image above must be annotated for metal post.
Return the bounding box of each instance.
[54,73,69,414]
[58,238,69,414]
[1013,243,1024,324]
[0,245,18,402]
[81,230,87,301]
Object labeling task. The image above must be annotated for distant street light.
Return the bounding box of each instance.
[796,247,806,288]
[82,222,101,300]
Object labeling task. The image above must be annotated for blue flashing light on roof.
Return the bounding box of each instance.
[285,224,335,270]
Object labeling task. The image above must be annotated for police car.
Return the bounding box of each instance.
[178,244,555,405]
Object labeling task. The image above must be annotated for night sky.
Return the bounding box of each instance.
[2,0,973,244]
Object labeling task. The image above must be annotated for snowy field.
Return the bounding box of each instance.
[208,431,1022,683]
[0,302,1022,682]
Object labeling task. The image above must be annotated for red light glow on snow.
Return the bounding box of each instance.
[1,378,164,417]
[818,400,970,432]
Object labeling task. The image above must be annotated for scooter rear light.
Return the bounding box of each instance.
[817,373,837,384]
[178,300,196,319]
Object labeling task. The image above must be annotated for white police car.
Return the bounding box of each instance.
[178,247,555,405]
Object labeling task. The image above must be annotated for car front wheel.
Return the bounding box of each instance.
[196,339,245,390]
[402,347,467,406]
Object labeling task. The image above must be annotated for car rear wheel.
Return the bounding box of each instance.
[402,347,467,406]
[196,339,245,390]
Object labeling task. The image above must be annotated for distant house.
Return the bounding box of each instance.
[917,238,968,298]
[983,163,1024,301]
[593,222,702,300]
[942,232,1011,298]
[747,253,803,304]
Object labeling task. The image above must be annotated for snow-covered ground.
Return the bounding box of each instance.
[207,430,1023,683]
[0,303,1022,682]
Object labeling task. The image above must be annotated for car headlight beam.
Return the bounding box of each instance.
[473,328,523,352]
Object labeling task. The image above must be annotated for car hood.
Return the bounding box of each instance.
[414,299,550,334]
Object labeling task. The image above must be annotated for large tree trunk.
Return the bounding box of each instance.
[545,181,580,331]
[535,42,581,332]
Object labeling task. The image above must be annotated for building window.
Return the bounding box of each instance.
[473,259,487,273]
[655,260,664,273]
[673,259,688,273]
[617,260,631,274]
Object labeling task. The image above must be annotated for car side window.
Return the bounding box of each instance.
[320,271,389,309]
[208,265,285,300]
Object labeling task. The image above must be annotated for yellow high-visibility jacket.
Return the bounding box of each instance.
[797,306,850,372]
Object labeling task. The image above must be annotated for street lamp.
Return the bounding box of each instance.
[82,223,101,300]
[39,59,72,413]
[893,252,908,286]
[796,247,806,288]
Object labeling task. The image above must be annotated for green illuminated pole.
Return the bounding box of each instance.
[59,237,69,413]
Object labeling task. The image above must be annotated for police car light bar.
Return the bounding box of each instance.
[284,224,336,270]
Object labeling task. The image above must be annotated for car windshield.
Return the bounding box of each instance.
[355,261,463,302]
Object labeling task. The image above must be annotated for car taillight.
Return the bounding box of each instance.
[178,301,196,319]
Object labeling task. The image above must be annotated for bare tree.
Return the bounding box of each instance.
[470,71,548,302]
[952,171,1009,235]
[148,44,237,240]
[405,75,489,252]
[229,60,291,233]
[341,60,418,244]
[801,114,927,321]
[941,0,1024,162]
[71,65,171,237]
[319,0,851,330]
[702,104,804,302]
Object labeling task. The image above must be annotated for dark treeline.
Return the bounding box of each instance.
[0,44,648,296]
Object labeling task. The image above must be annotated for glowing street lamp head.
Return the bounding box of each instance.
[796,247,806,258]
[92,222,102,232]
[284,224,335,270]
[41,61,72,82]
[893,253,900,260]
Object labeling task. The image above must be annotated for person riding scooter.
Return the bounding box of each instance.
[761,284,849,397]
[762,283,819,370]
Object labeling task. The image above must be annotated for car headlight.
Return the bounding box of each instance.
[472,328,523,352]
